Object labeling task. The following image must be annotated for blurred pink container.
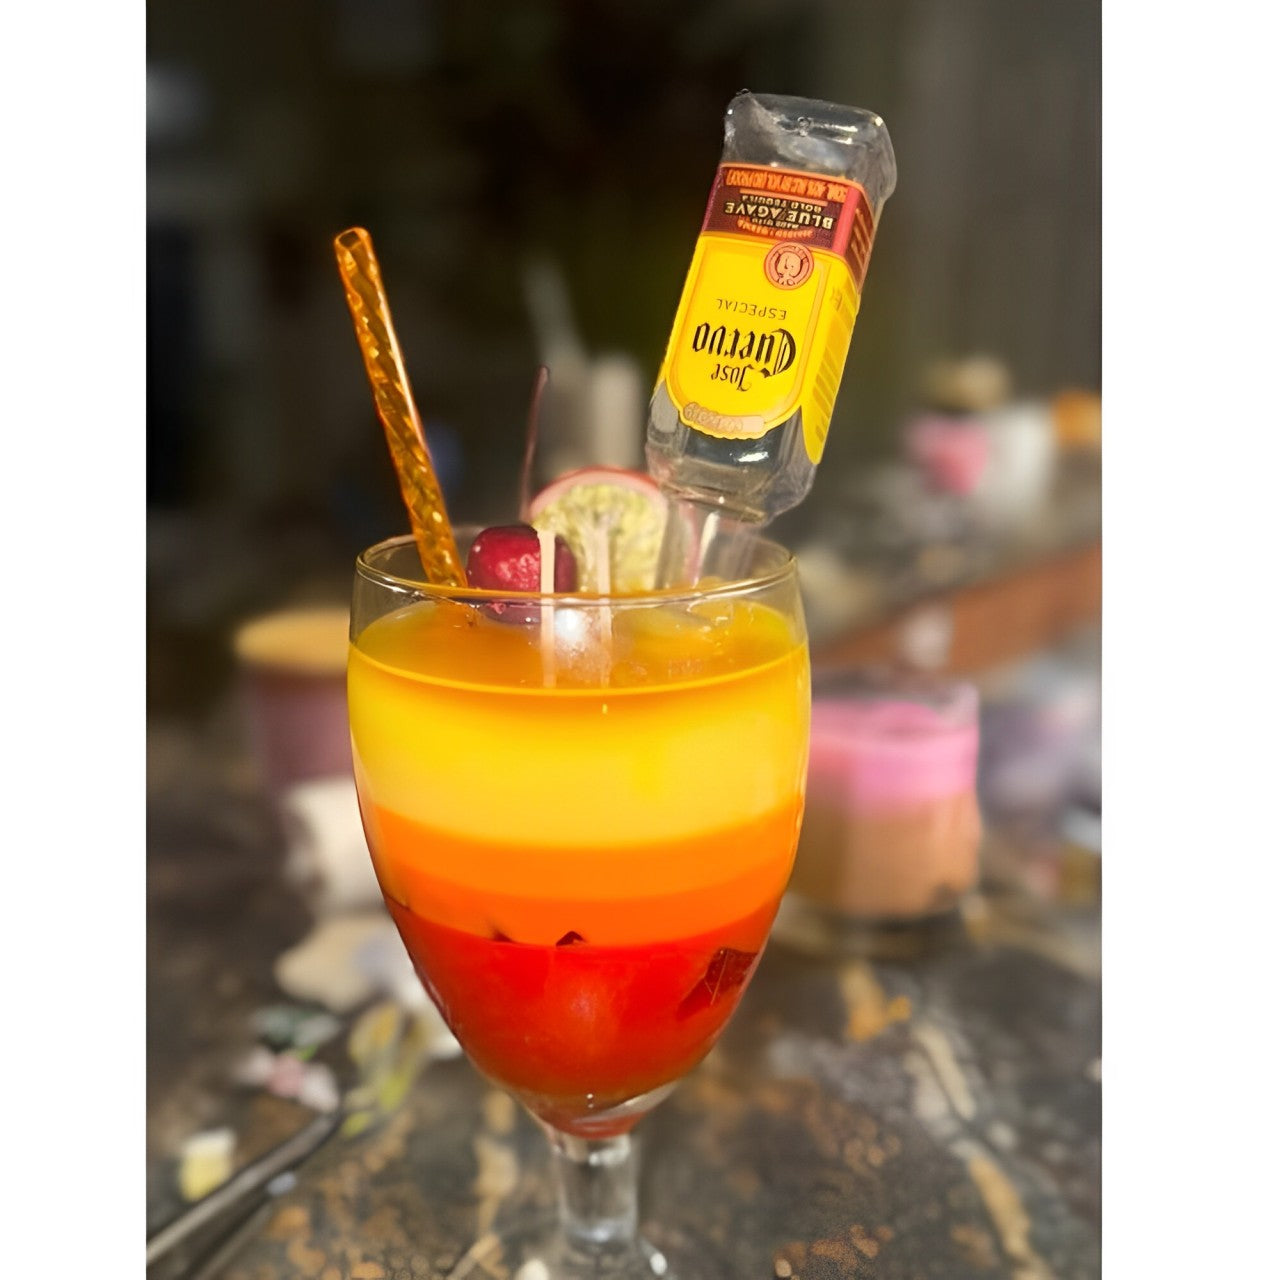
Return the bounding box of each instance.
[233,606,353,796]
[789,676,982,923]
[906,414,990,496]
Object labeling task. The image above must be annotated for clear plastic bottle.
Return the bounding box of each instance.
[647,91,896,583]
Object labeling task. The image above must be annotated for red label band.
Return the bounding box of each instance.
[700,163,876,291]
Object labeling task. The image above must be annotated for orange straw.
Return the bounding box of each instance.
[333,227,467,587]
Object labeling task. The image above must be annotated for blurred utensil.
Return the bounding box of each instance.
[147,985,454,1279]
[146,1113,338,1275]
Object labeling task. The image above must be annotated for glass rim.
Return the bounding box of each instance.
[354,532,798,606]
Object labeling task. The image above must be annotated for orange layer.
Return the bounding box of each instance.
[359,798,802,947]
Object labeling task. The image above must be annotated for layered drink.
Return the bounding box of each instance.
[348,564,809,1136]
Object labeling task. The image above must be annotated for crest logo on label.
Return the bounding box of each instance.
[764,241,814,289]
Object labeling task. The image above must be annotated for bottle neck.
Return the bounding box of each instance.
[654,493,765,587]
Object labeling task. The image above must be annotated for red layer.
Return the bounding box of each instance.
[386,897,779,1134]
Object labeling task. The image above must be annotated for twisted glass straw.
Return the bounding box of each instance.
[334,227,467,587]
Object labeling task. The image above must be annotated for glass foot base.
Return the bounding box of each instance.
[518,1081,678,1140]
[445,1217,677,1280]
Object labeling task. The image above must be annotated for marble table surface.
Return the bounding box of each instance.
[147,713,1100,1280]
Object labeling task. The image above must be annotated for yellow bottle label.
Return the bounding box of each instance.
[657,163,878,464]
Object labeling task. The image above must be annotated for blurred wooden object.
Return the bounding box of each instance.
[812,538,1101,677]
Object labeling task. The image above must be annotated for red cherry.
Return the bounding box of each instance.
[467,524,578,606]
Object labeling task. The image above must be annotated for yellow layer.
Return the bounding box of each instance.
[348,599,810,848]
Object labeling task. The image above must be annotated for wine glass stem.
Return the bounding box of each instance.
[545,1127,640,1248]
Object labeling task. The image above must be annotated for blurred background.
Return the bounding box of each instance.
[150,0,1102,898]
[148,0,1099,699]
[148,0,1101,1251]
[149,0,1101,979]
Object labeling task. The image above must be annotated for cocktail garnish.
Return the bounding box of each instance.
[677,947,758,1019]
[466,525,576,671]
[537,527,558,688]
[518,364,550,521]
[591,524,611,596]
[529,467,669,593]
[333,226,467,587]
[466,525,578,600]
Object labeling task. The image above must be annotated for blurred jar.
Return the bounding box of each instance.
[775,670,981,955]
[1051,388,1102,453]
[234,606,381,914]
[971,401,1058,531]
[978,654,1098,824]
[922,354,1011,416]
[906,414,991,497]
[977,651,1100,901]
[233,605,353,795]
